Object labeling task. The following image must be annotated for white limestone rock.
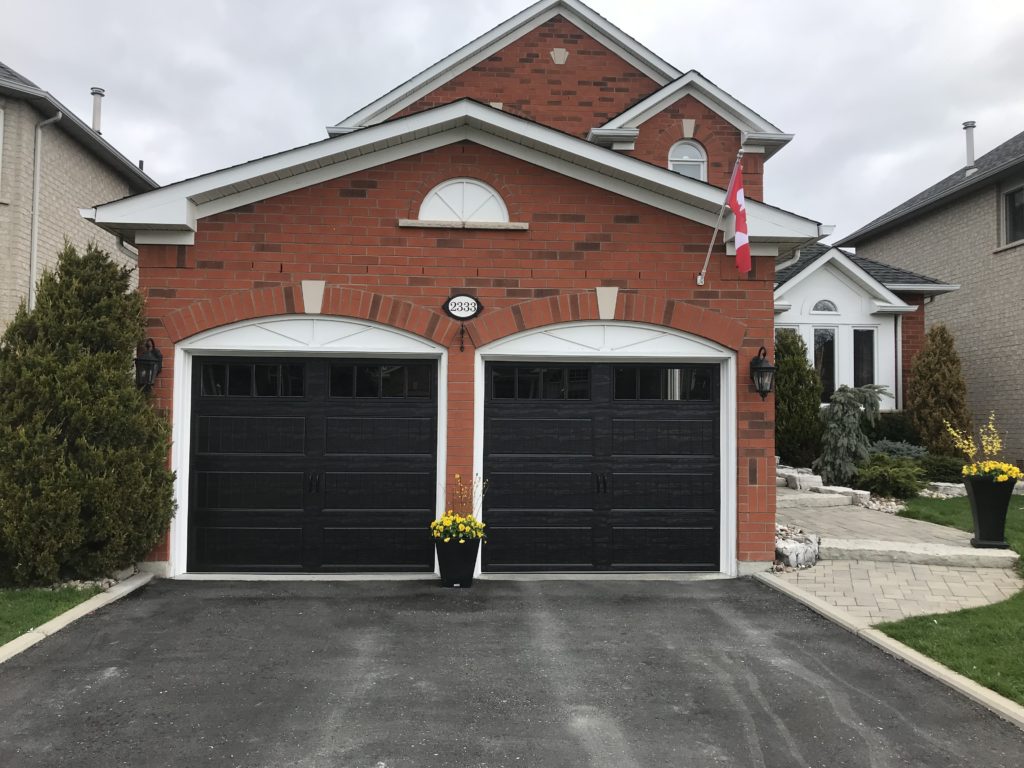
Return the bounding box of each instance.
[775,524,819,568]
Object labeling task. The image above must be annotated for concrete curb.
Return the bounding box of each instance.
[819,538,1019,568]
[753,571,1024,731]
[0,572,153,665]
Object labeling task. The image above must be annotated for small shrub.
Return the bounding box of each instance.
[854,454,925,499]
[814,384,887,486]
[864,411,921,444]
[870,439,928,460]
[919,453,966,483]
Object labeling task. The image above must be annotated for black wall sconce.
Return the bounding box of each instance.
[135,338,163,390]
[750,346,776,400]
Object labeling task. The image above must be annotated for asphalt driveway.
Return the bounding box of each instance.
[1,578,1021,767]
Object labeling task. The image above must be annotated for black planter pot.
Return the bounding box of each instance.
[964,475,1016,549]
[435,539,481,588]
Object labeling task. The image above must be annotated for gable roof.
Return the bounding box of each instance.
[837,127,1024,246]
[775,243,958,296]
[328,0,684,135]
[591,70,791,157]
[85,99,823,251]
[0,60,157,193]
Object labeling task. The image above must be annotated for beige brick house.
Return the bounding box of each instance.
[0,61,156,326]
[837,125,1024,463]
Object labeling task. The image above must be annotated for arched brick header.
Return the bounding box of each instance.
[161,284,458,345]
[473,292,747,351]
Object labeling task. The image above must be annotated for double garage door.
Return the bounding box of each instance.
[188,357,719,573]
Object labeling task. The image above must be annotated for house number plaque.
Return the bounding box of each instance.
[443,294,483,320]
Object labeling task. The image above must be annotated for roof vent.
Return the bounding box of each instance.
[963,120,976,176]
[90,87,105,134]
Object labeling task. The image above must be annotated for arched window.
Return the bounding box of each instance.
[668,141,707,181]
[812,299,838,313]
[418,178,509,224]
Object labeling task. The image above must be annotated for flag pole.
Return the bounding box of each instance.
[696,148,744,286]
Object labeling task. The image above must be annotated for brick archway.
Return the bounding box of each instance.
[473,292,747,351]
[161,284,459,345]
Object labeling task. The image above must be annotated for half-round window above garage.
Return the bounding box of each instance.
[418,178,510,224]
[668,141,707,181]
[812,299,838,313]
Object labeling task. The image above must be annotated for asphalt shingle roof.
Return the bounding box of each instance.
[0,61,38,90]
[838,128,1024,245]
[774,243,949,289]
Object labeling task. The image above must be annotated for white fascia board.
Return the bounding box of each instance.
[871,301,916,315]
[884,282,960,296]
[773,301,792,314]
[775,247,909,309]
[600,71,785,139]
[91,100,819,244]
[331,0,680,133]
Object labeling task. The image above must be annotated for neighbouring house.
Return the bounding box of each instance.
[773,243,957,410]
[0,61,157,326]
[837,123,1024,462]
[84,0,832,578]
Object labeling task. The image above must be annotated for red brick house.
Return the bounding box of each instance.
[84,0,830,578]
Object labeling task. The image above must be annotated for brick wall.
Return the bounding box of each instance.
[625,94,763,201]
[0,97,135,327]
[393,16,659,138]
[139,142,778,564]
[856,186,1024,460]
[894,292,925,405]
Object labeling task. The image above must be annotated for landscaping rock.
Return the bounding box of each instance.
[922,482,967,498]
[811,485,872,506]
[785,473,824,491]
[775,524,819,568]
[863,496,906,515]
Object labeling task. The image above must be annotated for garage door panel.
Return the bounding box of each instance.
[611,527,718,569]
[483,527,594,568]
[608,508,718,527]
[195,527,304,569]
[610,472,718,510]
[486,471,595,510]
[320,528,433,570]
[486,418,594,456]
[195,471,305,510]
[326,417,434,455]
[323,472,435,509]
[195,416,307,455]
[611,418,716,457]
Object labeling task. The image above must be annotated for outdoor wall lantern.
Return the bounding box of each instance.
[750,346,776,400]
[134,338,163,390]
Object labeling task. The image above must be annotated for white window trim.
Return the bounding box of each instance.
[473,321,738,578]
[667,140,707,182]
[809,298,839,314]
[852,326,878,388]
[419,177,510,225]
[1002,181,1024,248]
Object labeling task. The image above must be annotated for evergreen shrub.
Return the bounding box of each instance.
[814,384,887,486]
[905,324,971,456]
[773,329,823,468]
[853,454,924,500]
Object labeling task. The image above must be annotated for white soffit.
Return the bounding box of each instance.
[329,0,681,134]
[87,101,820,245]
[773,247,908,309]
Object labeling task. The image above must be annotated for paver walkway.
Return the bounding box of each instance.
[773,489,1022,625]
[773,560,1022,625]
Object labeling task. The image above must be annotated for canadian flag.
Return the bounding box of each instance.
[726,162,751,274]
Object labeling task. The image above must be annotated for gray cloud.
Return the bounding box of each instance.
[3,0,1022,240]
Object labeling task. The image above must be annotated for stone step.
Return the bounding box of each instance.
[775,476,788,487]
[819,538,1019,569]
[776,490,854,509]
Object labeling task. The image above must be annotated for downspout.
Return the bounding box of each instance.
[28,110,63,309]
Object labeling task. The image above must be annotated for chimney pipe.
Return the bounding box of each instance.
[90,87,105,133]
[963,120,976,175]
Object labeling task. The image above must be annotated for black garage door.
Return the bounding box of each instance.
[188,358,436,572]
[483,362,720,571]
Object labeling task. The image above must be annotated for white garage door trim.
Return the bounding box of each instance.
[168,315,448,577]
[473,321,738,577]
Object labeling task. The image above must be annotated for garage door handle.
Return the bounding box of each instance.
[594,472,601,494]
[601,473,608,494]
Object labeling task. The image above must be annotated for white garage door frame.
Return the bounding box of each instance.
[473,321,738,577]
[168,315,448,577]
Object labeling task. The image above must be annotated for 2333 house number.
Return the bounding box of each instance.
[443,294,483,320]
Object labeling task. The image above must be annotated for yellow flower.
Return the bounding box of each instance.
[444,537,450,543]
[997,474,1009,482]
[458,539,465,544]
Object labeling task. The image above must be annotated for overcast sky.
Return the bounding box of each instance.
[3,0,1023,240]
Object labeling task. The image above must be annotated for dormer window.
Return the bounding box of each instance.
[419,178,509,224]
[668,141,707,181]
[812,299,838,313]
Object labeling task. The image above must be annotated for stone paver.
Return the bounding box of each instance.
[775,560,1022,625]
[777,498,970,545]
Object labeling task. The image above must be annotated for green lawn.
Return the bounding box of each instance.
[877,494,1024,706]
[0,587,101,646]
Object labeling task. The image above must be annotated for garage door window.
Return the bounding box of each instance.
[200,362,304,397]
[491,366,590,399]
[614,366,712,400]
[330,363,432,398]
